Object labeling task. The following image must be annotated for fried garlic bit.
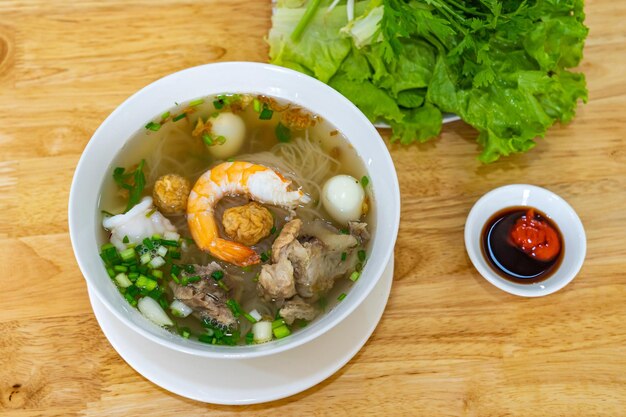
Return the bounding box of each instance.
[222,202,273,246]
[153,174,191,214]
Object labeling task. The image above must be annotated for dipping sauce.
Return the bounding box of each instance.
[481,207,563,284]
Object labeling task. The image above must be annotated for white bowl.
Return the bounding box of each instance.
[68,62,400,359]
[465,184,586,297]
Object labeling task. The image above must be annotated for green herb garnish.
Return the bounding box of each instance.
[112,159,146,213]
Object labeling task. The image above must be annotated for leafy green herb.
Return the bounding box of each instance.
[112,159,146,213]
[269,0,589,163]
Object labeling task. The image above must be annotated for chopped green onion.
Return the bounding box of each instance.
[171,274,180,284]
[128,272,139,280]
[124,292,137,306]
[341,252,347,261]
[211,270,224,281]
[171,264,181,275]
[151,269,163,279]
[215,135,227,145]
[202,133,213,146]
[122,235,130,244]
[260,252,270,262]
[259,105,273,120]
[145,121,161,131]
[189,98,204,107]
[140,253,151,265]
[114,273,132,288]
[217,281,229,291]
[253,98,261,113]
[356,262,363,272]
[186,276,201,284]
[243,313,258,324]
[119,247,136,262]
[113,265,128,273]
[226,299,243,317]
[273,324,291,339]
[152,234,161,240]
[172,113,186,122]
[169,251,181,260]
[272,318,286,329]
[245,331,254,345]
[156,246,168,257]
[337,293,347,301]
[360,175,370,188]
[275,122,291,143]
[184,264,195,273]
[358,250,366,262]
[213,99,225,109]
[136,275,158,291]
[159,239,180,247]
[270,226,277,235]
[145,208,156,218]
[106,267,116,278]
[349,271,360,282]
[339,228,349,235]
[180,327,191,339]
[161,111,170,120]
[148,256,165,269]
[142,238,154,250]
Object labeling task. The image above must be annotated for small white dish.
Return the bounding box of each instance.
[465,184,586,297]
[88,256,393,405]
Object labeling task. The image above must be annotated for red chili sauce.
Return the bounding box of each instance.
[481,207,564,284]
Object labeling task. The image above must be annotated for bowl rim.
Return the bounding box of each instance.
[464,184,586,297]
[69,62,400,358]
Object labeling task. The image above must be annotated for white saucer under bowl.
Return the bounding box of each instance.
[88,256,394,405]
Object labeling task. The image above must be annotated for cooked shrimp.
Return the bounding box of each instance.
[187,161,311,266]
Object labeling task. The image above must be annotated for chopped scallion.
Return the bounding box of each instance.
[275,122,291,143]
[358,250,366,262]
[253,98,261,113]
[161,111,170,120]
[145,208,156,218]
[338,293,347,301]
[349,271,360,282]
[122,235,130,244]
[136,275,158,291]
[243,313,258,324]
[273,324,291,339]
[213,99,225,109]
[140,253,152,265]
[360,175,370,188]
[202,133,213,146]
[189,98,204,107]
[259,105,273,120]
[151,269,163,279]
[226,299,243,317]
[172,113,186,122]
[119,247,136,262]
[211,270,224,281]
[145,121,161,131]
[113,265,128,273]
[341,252,347,261]
[272,318,285,329]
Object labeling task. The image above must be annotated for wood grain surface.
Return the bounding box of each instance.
[1,1,625,416]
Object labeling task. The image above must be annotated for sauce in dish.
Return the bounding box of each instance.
[481,207,563,284]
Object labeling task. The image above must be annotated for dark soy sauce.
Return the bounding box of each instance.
[481,207,564,284]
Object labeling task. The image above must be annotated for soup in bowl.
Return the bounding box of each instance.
[69,62,400,358]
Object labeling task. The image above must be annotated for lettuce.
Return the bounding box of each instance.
[268,0,588,162]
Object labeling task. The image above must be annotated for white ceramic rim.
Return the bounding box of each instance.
[464,184,586,297]
[68,62,400,359]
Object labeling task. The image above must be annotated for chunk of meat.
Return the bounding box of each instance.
[289,238,357,299]
[258,256,296,300]
[257,219,360,301]
[222,202,274,246]
[271,218,302,261]
[279,296,318,325]
[153,174,191,214]
[169,262,235,328]
[349,221,370,243]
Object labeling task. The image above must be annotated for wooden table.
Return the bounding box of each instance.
[1,1,624,415]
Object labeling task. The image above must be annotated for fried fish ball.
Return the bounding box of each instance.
[222,202,273,246]
[153,174,191,214]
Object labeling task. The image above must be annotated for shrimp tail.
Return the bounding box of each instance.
[188,212,260,267]
[212,238,260,267]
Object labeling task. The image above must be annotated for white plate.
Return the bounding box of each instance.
[88,255,394,405]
